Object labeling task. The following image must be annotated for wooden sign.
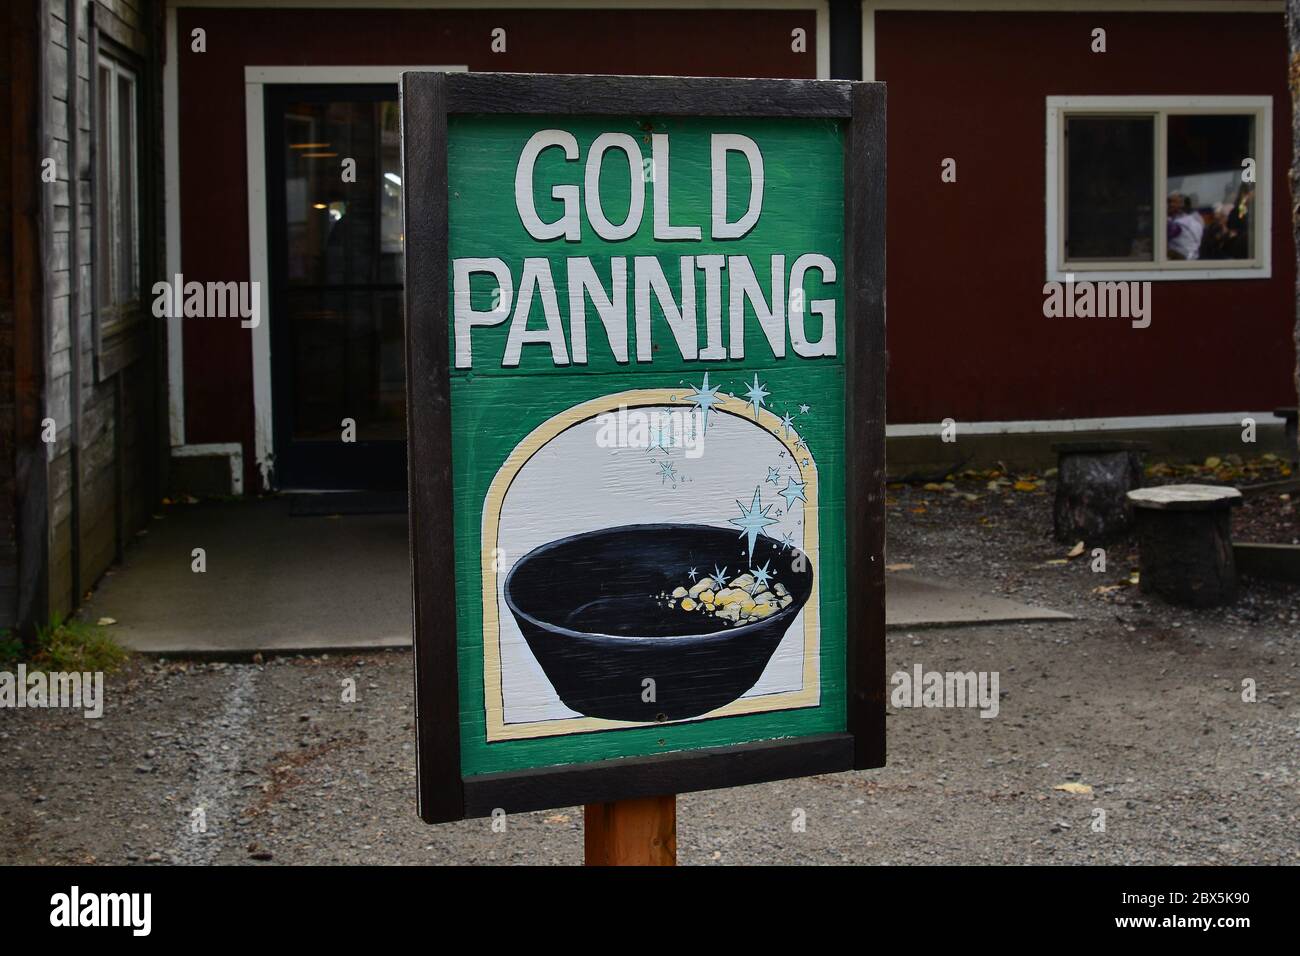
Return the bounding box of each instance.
[401,72,885,824]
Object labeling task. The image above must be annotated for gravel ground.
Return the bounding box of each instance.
[2,474,1297,865]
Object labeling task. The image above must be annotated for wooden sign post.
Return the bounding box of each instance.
[584,795,676,866]
[401,72,886,858]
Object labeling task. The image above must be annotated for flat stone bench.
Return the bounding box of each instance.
[1052,440,1149,544]
[1126,484,1242,607]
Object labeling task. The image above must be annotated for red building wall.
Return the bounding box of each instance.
[177,7,1298,489]
[876,10,1296,423]
[175,6,817,489]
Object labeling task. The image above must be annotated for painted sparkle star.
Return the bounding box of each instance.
[779,476,807,511]
[765,466,781,486]
[780,531,795,550]
[647,419,671,455]
[795,437,809,452]
[688,567,699,581]
[799,404,810,414]
[711,564,729,586]
[749,561,773,595]
[729,486,779,557]
[742,374,769,420]
[657,460,677,485]
[685,371,723,433]
[779,411,795,437]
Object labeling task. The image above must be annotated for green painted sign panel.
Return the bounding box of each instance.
[447,115,846,775]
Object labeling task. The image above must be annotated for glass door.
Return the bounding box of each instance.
[265,84,406,490]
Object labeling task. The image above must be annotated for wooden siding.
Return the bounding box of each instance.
[37,0,162,622]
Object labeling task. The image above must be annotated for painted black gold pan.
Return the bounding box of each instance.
[503,523,813,722]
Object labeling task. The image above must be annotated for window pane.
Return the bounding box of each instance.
[1065,116,1154,261]
[116,72,137,301]
[1167,114,1255,261]
[284,100,402,287]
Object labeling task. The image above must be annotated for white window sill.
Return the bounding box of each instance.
[1047,264,1270,283]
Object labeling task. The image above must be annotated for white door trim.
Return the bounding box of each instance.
[243,64,466,489]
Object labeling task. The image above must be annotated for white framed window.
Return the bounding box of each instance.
[95,54,140,315]
[1046,96,1271,282]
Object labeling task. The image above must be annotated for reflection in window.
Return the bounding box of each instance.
[1167,114,1254,261]
[284,100,403,287]
[1055,101,1265,273]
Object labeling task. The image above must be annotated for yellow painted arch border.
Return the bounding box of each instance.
[481,387,821,743]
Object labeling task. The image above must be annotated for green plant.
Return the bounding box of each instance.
[0,629,22,666]
[27,616,129,673]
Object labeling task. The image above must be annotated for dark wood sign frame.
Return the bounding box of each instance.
[401,71,886,825]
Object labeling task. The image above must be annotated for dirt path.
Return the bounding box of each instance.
[2,479,1297,865]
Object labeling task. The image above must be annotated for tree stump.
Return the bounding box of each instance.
[1274,407,1298,465]
[1052,441,1149,544]
[1126,485,1243,607]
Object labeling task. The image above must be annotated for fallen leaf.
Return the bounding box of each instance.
[1013,480,1039,492]
[1067,541,1085,558]
[922,482,944,491]
[910,506,927,514]
[544,813,571,824]
[1044,559,1069,566]
[1092,585,1123,595]
[1128,571,1140,585]
[97,617,117,626]
[1053,782,1093,795]
[885,563,914,572]
[1204,456,1222,468]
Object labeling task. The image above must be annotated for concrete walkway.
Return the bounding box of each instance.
[885,574,1071,629]
[85,498,412,654]
[84,498,1068,654]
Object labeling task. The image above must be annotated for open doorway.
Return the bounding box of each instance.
[264,84,406,491]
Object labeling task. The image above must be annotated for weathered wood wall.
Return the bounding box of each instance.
[1,3,21,631]
[38,0,163,623]
[2,0,49,638]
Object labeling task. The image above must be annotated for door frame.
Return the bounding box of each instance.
[244,65,465,490]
